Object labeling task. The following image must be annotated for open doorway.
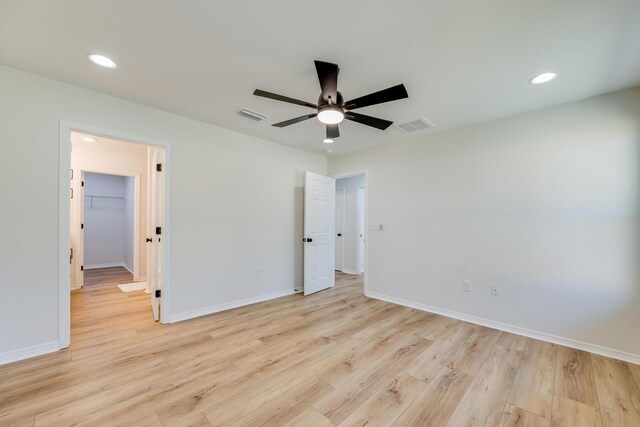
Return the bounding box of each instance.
[66,130,166,345]
[301,170,367,297]
[80,171,141,308]
[333,172,367,289]
[81,172,136,275]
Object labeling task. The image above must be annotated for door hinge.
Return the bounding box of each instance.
[156,163,162,172]
[156,226,161,235]
[80,265,84,271]
[81,181,84,187]
[70,188,73,199]
[70,248,73,263]
[155,289,161,298]
[81,223,84,229]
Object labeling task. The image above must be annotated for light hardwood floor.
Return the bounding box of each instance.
[1,268,639,426]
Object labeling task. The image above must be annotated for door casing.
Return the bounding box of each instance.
[71,170,142,289]
[59,121,172,349]
[356,186,366,274]
[330,171,368,295]
[335,186,346,272]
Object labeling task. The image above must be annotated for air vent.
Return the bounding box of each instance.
[237,108,266,122]
[395,117,434,133]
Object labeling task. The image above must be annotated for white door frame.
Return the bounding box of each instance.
[58,121,172,349]
[356,185,366,274]
[73,169,142,284]
[70,170,85,289]
[330,171,368,295]
[335,186,346,272]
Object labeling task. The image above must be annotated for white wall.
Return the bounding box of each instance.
[335,175,365,274]
[124,176,135,272]
[329,87,640,361]
[83,173,128,269]
[0,65,325,360]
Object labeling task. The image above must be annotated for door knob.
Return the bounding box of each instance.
[307,238,313,242]
[337,233,342,237]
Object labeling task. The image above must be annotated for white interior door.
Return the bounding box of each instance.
[335,187,345,271]
[147,148,164,321]
[75,171,85,288]
[304,171,335,296]
[357,186,366,274]
[146,149,154,298]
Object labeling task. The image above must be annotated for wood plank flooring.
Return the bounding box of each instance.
[1,268,639,426]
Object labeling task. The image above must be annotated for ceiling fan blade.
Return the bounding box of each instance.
[272,113,317,128]
[326,124,340,139]
[314,60,339,104]
[345,112,394,130]
[254,89,317,109]
[344,84,408,110]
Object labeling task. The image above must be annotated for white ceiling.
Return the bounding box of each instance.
[1,1,639,156]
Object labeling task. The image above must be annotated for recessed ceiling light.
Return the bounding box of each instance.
[530,72,557,85]
[323,138,334,144]
[88,54,117,69]
[82,136,96,142]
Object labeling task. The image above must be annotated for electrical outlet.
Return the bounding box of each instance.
[462,280,471,292]
[491,285,500,296]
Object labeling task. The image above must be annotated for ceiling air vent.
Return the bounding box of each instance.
[395,117,434,133]
[237,108,266,122]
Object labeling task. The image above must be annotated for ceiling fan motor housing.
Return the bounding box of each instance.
[318,91,344,107]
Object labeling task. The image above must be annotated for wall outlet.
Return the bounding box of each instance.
[490,285,500,296]
[462,280,471,292]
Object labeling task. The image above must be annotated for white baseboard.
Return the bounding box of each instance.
[366,290,640,365]
[122,263,134,274]
[84,262,126,270]
[0,341,60,366]
[170,288,300,323]
[341,269,359,275]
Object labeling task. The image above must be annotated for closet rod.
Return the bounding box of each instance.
[84,195,125,199]
[84,194,126,208]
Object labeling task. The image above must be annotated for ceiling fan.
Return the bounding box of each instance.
[253,60,409,141]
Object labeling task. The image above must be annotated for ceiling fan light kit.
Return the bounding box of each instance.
[317,107,344,124]
[253,60,408,145]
